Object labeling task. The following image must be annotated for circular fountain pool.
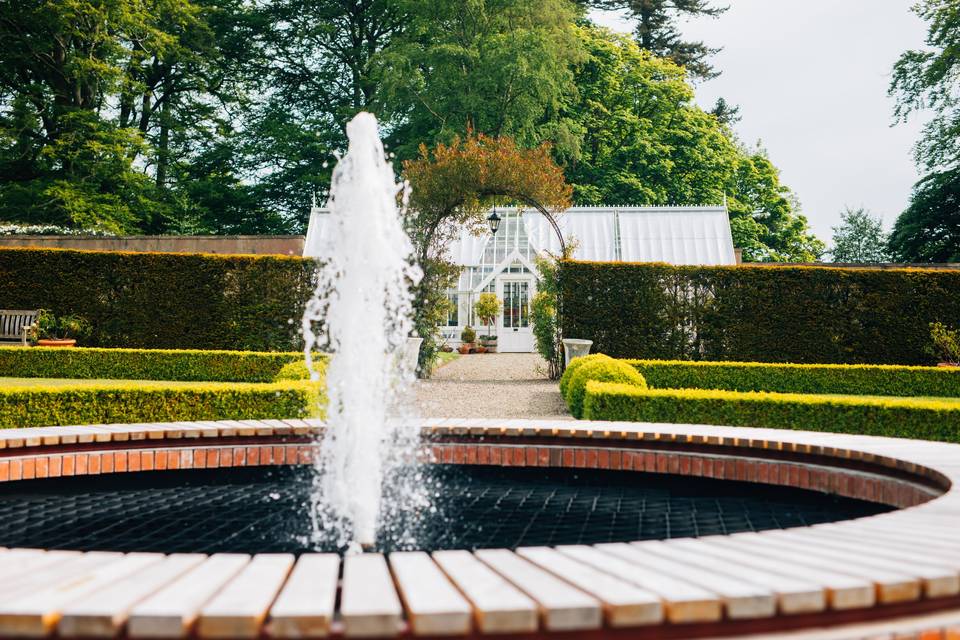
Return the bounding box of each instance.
[0,465,889,555]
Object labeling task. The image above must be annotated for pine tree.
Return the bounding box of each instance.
[587,0,727,79]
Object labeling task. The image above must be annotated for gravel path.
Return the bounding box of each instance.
[415,353,570,419]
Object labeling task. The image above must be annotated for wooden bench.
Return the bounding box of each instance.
[0,310,39,347]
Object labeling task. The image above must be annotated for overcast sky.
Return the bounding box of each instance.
[590,1,930,243]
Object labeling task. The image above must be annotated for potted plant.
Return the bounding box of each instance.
[930,322,960,367]
[32,310,91,348]
[459,326,476,354]
[473,293,502,353]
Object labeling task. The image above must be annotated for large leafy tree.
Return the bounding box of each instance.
[585,0,726,79]
[888,0,960,262]
[381,0,584,160]
[888,168,960,263]
[0,0,184,232]
[561,24,822,261]
[829,207,889,263]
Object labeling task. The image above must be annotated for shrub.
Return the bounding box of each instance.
[559,261,960,365]
[460,326,476,344]
[273,360,316,381]
[559,353,612,399]
[565,357,647,419]
[930,323,960,366]
[0,381,324,429]
[0,346,326,382]
[627,359,960,398]
[473,293,502,340]
[0,247,317,350]
[582,381,960,443]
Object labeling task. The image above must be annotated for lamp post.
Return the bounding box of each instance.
[486,210,501,235]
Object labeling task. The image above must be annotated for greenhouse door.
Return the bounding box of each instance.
[497,278,535,352]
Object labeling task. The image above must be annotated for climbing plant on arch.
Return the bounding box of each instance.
[402,133,572,374]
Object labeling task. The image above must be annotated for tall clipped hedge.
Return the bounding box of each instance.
[0,248,317,350]
[559,261,960,365]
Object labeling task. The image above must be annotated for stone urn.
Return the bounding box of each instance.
[562,338,593,367]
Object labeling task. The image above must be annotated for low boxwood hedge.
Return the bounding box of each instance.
[0,347,327,383]
[563,356,647,419]
[627,359,960,398]
[582,381,960,443]
[0,381,325,429]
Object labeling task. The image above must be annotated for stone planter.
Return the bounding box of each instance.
[404,337,423,372]
[37,339,76,348]
[562,338,593,367]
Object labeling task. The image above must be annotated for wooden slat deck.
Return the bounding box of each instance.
[0,419,955,639]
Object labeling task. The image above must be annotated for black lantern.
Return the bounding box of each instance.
[487,210,502,235]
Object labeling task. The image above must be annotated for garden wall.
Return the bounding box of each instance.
[558,261,960,365]
[0,248,317,351]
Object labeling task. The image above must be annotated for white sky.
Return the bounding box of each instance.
[589,1,930,242]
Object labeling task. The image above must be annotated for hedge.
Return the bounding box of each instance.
[563,356,647,419]
[559,261,960,365]
[627,360,960,398]
[0,381,324,429]
[582,381,960,443]
[0,247,318,350]
[0,347,327,383]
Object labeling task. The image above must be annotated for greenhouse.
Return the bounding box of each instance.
[305,204,736,352]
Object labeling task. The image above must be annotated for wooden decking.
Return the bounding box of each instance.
[0,418,955,639]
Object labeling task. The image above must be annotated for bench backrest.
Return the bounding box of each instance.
[0,310,40,340]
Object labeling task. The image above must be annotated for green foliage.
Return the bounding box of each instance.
[830,207,889,263]
[382,0,584,160]
[559,352,612,398]
[0,381,323,429]
[627,359,960,398]
[582,381,960,444]
[460,326,477,344]
[890,0,960,172]
[273,359,316,381]
[473,293,502,338]
[0,248,317,350]
[586,0,727,80]
[0,346,323,382]
[560,24,822,262]
[34,310,92,343]
[564,356,647,419]
[888,168,960,263]
[531,251,571,380]
[929,323,960,366]
[559,260,960,365]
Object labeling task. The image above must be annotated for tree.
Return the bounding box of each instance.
[585,0,727,79]
[381,0,583,160]
[890,0,960,172]
[473,293,502,340]
[403,133,571,372]
[560,24,823,261]
[889,0,960,263]
[829,207,889,263]
[888,168,960,263]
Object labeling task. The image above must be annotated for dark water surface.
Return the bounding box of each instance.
[0,465,890,554]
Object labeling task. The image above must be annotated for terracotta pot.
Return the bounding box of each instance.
[37,339,76,348]
[475,346,487,354]
[458,344,473,355]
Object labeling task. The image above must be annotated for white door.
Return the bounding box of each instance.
[497,278,535,352]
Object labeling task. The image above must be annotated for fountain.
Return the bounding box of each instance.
[301,112,424,550]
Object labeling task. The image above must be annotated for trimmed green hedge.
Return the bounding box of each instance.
[0,346,326,382]
[559,261,960,365]
[582,381,960,443]
[0,247,317,350]
[0,381,324,429]
[627,360,960,398]
[562,355,647,419]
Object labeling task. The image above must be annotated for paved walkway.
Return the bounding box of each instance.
[415,353,570,419]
